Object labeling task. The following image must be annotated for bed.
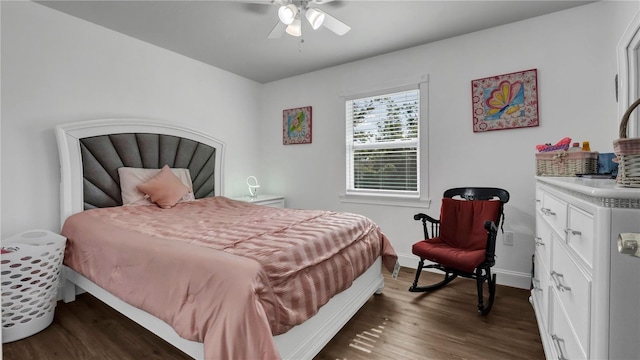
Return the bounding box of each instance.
[55,118,397,360]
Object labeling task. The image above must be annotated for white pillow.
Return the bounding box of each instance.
[118,166,195,206]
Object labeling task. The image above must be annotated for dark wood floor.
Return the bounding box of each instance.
[3,267,544,360]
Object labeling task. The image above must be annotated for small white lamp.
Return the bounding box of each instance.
[247,176,261,198]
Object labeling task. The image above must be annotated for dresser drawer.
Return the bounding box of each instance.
[539,191,567,238]
[535,187,544,212]
[566,205,594,269]
[551,238,591,352]
[533,254,551,331]
[535,214,552,271]
[550,292,587,360]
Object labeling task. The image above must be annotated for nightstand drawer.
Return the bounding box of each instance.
[231,195,285,208]
[255,198,285,208]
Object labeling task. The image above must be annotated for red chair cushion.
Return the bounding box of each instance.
[412,238,485,273]
[411,198,501,273]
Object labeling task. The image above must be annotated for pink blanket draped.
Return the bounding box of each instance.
[61,197,397,360]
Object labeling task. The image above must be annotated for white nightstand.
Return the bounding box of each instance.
[231,194,285,208]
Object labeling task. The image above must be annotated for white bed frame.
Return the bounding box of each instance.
[56,118,384,360]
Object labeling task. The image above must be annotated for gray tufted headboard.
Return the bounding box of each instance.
[56,119,225,226]
[80,133,216,209]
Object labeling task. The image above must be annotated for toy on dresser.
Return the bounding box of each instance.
[535,137,599,177]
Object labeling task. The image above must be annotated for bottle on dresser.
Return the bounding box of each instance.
[568,142,582,152]
[567,141,591,152]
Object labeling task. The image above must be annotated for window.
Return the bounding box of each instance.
[346,87,420,198]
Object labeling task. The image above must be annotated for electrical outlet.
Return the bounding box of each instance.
[503,231,514,246]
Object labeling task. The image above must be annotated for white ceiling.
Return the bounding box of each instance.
[37,0,595,83]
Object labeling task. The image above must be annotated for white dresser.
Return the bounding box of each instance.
[532,177,640,360]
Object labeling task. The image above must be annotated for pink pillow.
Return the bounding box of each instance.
[118,166,195,206]
[136,165,190,209]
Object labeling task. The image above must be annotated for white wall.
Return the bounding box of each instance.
[259,1,640,288]
[1,1,262,238]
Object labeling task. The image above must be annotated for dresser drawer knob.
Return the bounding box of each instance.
[551,271,572,292]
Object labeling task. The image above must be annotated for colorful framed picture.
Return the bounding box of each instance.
[471,68,539,132]
[283,106,312,145]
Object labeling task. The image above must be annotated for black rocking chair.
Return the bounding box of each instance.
[409,187,509,315]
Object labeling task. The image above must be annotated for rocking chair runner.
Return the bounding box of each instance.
[409,187,510,315]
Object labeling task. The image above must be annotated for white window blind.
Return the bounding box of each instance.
[346,88,420,197]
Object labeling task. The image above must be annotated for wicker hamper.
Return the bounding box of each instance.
[535,150,598,177]
[613,98,640,187]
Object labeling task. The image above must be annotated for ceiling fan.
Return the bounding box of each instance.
[265,0,351,38]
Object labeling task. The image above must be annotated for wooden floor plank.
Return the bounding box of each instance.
[3,267,544,359]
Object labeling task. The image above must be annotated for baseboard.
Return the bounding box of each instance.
[397,253,420,269]
[397,253,531,290]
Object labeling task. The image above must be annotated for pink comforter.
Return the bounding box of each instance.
[61,197,397,360]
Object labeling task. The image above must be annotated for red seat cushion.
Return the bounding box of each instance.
[412,198,501,273]
[412,238,485,273]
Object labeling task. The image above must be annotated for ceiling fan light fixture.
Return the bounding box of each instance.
[285,18,302,37]
[305,8,325,30]
[278,4,298,25]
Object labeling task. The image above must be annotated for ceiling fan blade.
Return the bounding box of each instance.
[242,0,288,4]
[268,21,286,39]
[240,3,272,15]
[319,10,350,36]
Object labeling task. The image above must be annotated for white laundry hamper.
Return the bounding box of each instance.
[1,230,66,343]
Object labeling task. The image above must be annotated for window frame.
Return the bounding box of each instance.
[342,80,429,207]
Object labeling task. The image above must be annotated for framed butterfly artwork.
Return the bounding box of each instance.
[471,68,539,132]
[283,106,312,144]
